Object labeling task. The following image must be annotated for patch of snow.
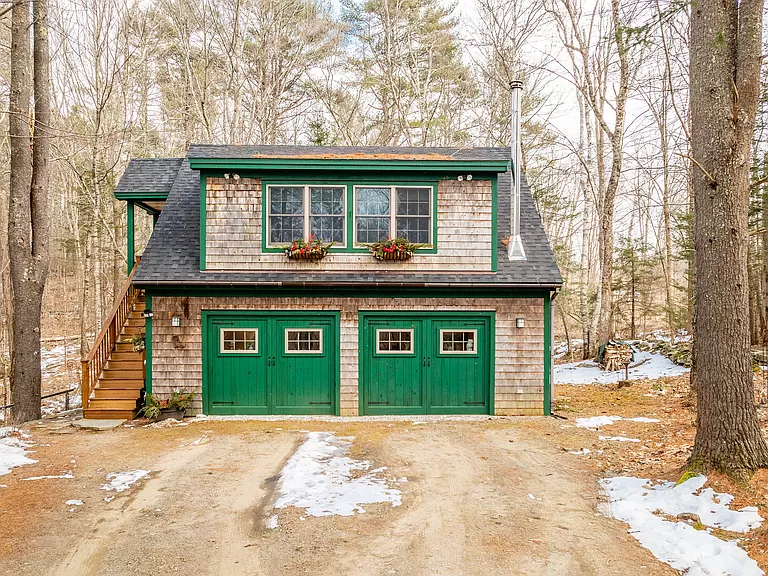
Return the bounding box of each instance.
[576,416,660,430]
[0,433,37,476]
[274,432,402,517]
[569,448,591,456]
[101,470,150,492]
[599,435,641,443]
[555,351,689,385]
[24,473,74,480]
[266,514,279,529]
[601,475,763,576]
[66,500,83,506]
[527,493,536,500]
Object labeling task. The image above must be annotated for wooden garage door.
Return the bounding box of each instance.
[360,313,493,415]
[205,313,338,415]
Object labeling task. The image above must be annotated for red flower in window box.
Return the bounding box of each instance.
[283,237,335,261]
[364,237,429,261]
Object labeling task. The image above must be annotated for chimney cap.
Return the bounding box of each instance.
[510,80,523,90]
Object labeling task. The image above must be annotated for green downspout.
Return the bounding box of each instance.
[543,295,552,415]
[127,200,135,273]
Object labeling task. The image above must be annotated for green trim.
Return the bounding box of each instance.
[199,173,207,270]
[144,287,553,299]
[260,179,439,254]
[127,200,135,273]
[144,295,152,395]
[115,190,169,201]
[189,157,510,173]
[357,310,495,416]
[543,295,552,416]
[152,212,159,227]
[201,310,341,416]
[491,176,498,273]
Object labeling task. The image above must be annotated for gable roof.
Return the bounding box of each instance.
[128,146,562,289]
[114,158,183,199]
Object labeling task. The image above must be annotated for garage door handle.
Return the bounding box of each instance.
[427,357,431,367]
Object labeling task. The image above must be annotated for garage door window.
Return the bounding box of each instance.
[440,330,477,354]
[221,329,258,353]
[376,329,414,353]
[285,329,323,353]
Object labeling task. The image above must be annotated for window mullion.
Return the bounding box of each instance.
[304,185,310,240]
[391,185,396,239]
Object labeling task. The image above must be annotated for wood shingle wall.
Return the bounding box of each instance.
[151,296,545,416]
[204,177,494,272]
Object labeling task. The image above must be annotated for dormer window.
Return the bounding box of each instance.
[267,185,346,246]
[354,185,432,245]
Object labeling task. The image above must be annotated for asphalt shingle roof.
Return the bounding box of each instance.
[115,158,183,196]
[130,147,562,288]
[187,144,511,162]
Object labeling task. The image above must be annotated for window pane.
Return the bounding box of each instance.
[311,216,344,243]
[310,187,344,215]
[356,216,390,243]
[270,216,304,243]
[396,188,430,215]
[356,188,390,215]
[396,217,430,243]
[270,187,304,215]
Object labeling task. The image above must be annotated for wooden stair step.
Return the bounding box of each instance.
[101,369,144,380]
[83,409,135,420]
[121,326,144,335]
[93,388,142,400]
[110,352,142,361]
[124,318,145,327]
[97,379,144,389]
[106,360,143,371]
[88,399,139,410]
[114,342,138,352]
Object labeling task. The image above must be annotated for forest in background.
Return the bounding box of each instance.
[0,0,767,397]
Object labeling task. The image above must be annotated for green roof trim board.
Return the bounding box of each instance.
[187,157,510,173]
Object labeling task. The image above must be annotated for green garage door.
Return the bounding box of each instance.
[360,313,493,415]
[204,312,338,415]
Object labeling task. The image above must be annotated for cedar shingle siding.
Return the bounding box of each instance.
[151,296,545,416]
[205,177,494,272]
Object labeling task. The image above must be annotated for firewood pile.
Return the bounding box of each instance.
[599,341,634,372]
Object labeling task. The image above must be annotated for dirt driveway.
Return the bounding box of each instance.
[0,417,673,576]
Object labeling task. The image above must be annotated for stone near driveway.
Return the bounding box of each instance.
[72,419,126,431]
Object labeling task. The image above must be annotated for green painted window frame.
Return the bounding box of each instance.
[261,179,438,254]
[353,184,435,248]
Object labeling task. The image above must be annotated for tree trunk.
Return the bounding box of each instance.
[8,0,52,424]
[689,0,768,475]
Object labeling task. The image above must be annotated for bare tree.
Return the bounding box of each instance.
[8,0,52,423]
[689,0,768,475]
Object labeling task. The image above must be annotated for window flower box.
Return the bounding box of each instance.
[366,238,427,261]
[284,236,334,261]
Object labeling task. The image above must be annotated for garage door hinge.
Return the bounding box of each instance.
[212,401,235,405]
[309,402,332,405]
[368,401,391,405]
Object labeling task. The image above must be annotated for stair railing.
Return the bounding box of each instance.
[81,261,141,412]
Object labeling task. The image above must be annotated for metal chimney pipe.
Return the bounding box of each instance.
[508,80,526,261]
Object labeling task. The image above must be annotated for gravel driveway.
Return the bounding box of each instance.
[0,418,673,575]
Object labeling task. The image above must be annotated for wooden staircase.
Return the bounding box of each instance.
[82,266,146,420]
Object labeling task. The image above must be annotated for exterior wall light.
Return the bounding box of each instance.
[516,317,525,329]
[172,316,181,327]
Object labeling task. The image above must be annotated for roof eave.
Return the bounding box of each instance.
[187,157,511,173]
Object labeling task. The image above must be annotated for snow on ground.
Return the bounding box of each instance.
[599,435,641,443]
[274,432,402,517]
[24,473,74,480]
[101,470,150,492]
[576,416,660,429]
[601,475,763,576]
[555,351,689,385]
[0,430,37,476]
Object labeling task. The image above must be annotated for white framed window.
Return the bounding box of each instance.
[440,330,477,354]
[354,186,432,245]
[285,328,323,354]
[220,328,258,353]
[267,185,346,246]
[376,329,414,354]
